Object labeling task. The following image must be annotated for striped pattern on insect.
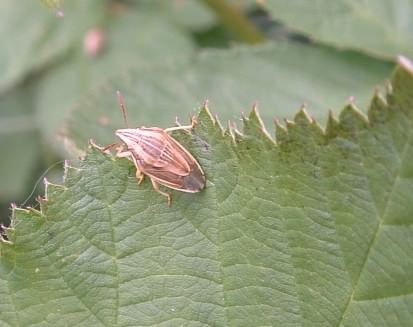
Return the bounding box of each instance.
[104,91,205,206]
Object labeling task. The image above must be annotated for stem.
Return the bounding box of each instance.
[203,0,266,44]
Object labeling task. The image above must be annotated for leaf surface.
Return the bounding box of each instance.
[1,58,413,326]
[0,0,105,92]
[137,0,216,30]
[0,2,196,205]
[65,42,391,148]
[0,85,41,201]
[35,7,195,154]
[262,0,413,59]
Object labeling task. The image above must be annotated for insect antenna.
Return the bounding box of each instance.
[116,90,129,128]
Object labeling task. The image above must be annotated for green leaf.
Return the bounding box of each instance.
[137,0,217,31]
[35,7,195,154]
[65,41,391,148]
[1,57,413,326]
[261,0,413,59]
[40,0,62,10]
[0,84,41,201]
[0,2,196,203]
[0,0,105,91]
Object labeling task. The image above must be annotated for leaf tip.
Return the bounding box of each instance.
[367,90,389,124]
[390,56,413,113]
[291,106,325,143]
[326,109,339,139]
[198,101,214,123]
[397,55,413,75]
[347,95,356,105]
[243,105,275,143]
[197,101,220,134]
[338,104,369,137]
[248,102,260,120]
[202,98,209,109]
[294,106,313,125]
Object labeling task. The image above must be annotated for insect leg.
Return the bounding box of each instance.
[128,153,145,185]
[115,146,128,157]
[0,225,12,245]
[136,171,144,184]
[0,234,13,245]
[150,178,172,207]
[114,149,145,184]
[164,115,197,133]
[103,142,119,152]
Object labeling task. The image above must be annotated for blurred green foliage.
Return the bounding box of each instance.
[0,0,411,224]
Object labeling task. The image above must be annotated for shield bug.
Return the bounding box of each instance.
[104,91,205,206]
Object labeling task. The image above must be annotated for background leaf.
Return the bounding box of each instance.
[35,7,195,154]
[0,85,41,201]
[65,42,392,148]
[1,59,412,326]
[137,0,217,30]
[0,0,400,216]
[0,0,197,214]
[262,0,413,59]
[0,0,105,92]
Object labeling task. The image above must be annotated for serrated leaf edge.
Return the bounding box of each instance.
[3,56,413,253]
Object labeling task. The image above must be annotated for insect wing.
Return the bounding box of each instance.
[140,133,205,193]
[116,127,205,193]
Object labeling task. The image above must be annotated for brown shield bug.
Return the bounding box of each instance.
[104,92,205,206]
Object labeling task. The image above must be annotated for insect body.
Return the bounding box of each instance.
[107,92,205,206]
